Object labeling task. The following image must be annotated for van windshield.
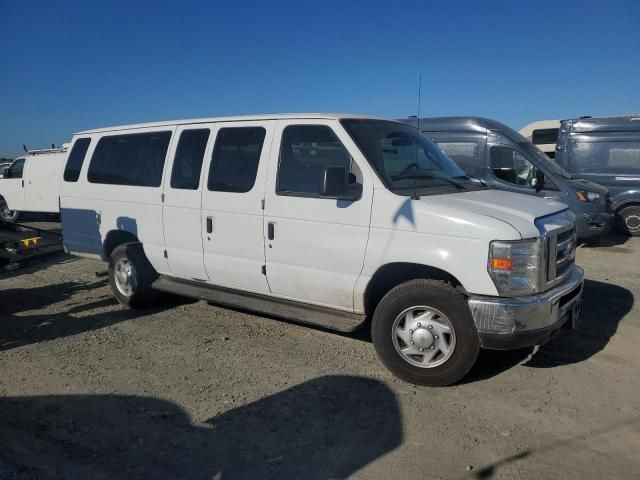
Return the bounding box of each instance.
[518,142,572,179]
[341,119,478,195]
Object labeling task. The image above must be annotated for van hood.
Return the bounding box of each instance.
[423,189,568,238]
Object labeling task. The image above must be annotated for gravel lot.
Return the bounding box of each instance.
[1,219,639,479]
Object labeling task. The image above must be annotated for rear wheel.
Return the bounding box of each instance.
[0,197,20,222]
[617,205,640,236]
[108,243,158,308]
[371,279,479,386]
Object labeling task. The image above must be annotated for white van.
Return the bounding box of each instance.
[60,114,584,386]
[0,146,67,221]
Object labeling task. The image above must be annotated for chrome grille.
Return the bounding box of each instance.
[546,225,576,286]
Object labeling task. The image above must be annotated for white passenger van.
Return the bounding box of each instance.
[60,114,584,386]
[0,146,68,222]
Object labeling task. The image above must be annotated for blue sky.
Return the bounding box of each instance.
[1,0,638,157]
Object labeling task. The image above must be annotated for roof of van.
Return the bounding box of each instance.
[76,113,385,134]
[400,116,521,135]
[560,114,640,133]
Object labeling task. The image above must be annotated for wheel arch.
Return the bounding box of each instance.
[363,262,464,318]
[102,229,140,260]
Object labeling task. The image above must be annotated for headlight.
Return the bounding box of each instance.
[488,239,540,296]
[576,190,601,203]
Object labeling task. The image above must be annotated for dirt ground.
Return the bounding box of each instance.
[1,219,639,480]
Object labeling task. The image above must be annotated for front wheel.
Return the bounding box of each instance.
[108,243,158,308]
[617,205,640,236]
[0,197,20,222]
[371,279,479,386]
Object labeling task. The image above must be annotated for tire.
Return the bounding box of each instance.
[371,279,479,387]
[617,205,640,236]
[0,197,20,222]
[108,243,158,308]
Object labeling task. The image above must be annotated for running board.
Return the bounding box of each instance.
[151,275,366,333]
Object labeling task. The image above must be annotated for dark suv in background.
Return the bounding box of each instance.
[400,117,612,240]
[555,115,640,236]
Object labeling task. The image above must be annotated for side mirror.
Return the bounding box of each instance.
[532,169,544,191]
[321,166,362,200]
[2,168,10,178]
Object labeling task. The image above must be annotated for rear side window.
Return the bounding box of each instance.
[570,141,640,175]
[277,125,352,196]
[64,138,91,182]
[88,131,171,187]
[170,129,210,190]
[532,128,558,145]
[437,142,480,177]
[208,127,266,193]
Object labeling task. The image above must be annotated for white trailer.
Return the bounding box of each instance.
[519,120,560,158]
[0,146,68,221]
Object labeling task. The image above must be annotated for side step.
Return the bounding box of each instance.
[151,275,366,333]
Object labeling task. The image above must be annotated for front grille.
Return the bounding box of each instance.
[545,226,576,286]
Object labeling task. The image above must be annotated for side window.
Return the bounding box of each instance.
[532,128,558,145]
[491,146,535,187]
[436,142,479,176]
[277,125,354,196]
[570,141,640,175]
[88,131,172,187]
[170,129,210,190]
[63,138,92,182]
[208,127,266,193]
[8,158,25,178]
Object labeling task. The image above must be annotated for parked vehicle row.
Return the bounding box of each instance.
[59,114,584,386]
[400,117,612,239]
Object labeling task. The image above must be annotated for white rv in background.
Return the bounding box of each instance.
[0,145,68,222]
[520,120,560,158]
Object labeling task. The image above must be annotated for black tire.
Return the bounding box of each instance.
[617,205,640,236]
[0,197,20,222]
[108,243,158,308]
[371,279,479,387]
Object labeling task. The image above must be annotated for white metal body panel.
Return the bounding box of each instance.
[161,125,211,280]
[22,152,65,212]
[263,119,374,311]
[0,172,24,211]
[60,127,174,273]
[200,120,275,293]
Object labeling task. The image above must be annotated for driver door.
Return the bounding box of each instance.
[1,158,26,212]
[485,142,555,198]
[263,120,373,311]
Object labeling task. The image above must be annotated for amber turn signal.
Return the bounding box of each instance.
[491,258,513,270]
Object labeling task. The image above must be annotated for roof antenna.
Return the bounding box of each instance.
[411,75,422,201]
[22,144,28,153]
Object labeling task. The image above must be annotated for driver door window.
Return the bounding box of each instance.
[491,146,534,187]
[8,158,25,179]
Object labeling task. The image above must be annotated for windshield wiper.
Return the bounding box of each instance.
[391,173,466,189]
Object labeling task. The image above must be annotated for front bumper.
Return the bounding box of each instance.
[468,266,584,350]
[575,211,613,239]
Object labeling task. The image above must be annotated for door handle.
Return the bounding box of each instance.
[268,222,275,240]
[206,217,213,234]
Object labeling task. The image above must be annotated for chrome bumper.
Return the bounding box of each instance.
[468,266,584,343]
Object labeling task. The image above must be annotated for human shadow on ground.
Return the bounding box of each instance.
[0,375,403,480]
